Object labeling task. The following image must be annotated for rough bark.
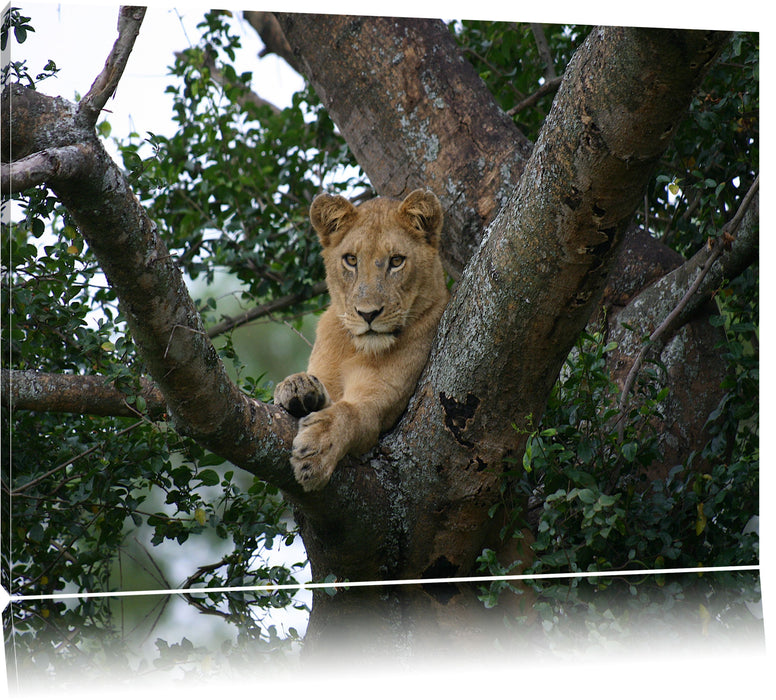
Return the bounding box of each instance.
[1,369,167,419]
[267,14,740,480]
[374,26,731,579]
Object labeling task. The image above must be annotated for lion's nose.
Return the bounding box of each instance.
[357,307,384,325]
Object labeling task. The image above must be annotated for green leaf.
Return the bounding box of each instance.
[197,469,220,487]
[621,442,638,462]
[575,488,597,505]
[598,493,618,508]
[171,466,192,487]
[198,452,226,467]
[565,468,597,489]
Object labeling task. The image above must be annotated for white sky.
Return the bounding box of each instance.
[15,2,305,148]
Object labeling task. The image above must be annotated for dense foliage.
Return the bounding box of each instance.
[123,12,369,314]
[2,10,349,670]
[2,9,759,673]
[464,22,758,634]
[477,329,759,640]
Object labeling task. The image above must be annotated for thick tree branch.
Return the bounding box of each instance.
[1,369,167,419]
[1,85,80,161]
[404,26,730,457]
[52,146,301,489]
[382,27,730,576]
[1,145,90,193]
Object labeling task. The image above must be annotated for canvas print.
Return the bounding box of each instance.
[0,2,762,693]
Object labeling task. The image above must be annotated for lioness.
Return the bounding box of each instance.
[274,189,449,491]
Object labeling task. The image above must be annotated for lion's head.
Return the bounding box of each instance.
[310,189,446,354]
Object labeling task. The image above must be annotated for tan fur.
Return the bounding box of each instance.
[274,189,449,491]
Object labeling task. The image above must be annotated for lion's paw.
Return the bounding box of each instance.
[274,372,330,418]
[290,412,341,491]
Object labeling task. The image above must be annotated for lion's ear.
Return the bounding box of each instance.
[398,189,443,248]
[310,194,357,248]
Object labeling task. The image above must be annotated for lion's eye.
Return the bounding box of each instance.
[342,253,357,269]
[388,255,406,270]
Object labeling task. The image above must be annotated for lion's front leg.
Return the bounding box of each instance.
[290,401,378,491]
[290,408,345,491]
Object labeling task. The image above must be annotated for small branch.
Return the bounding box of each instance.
[181,558,234,620]
[0,145,88,193]
[529,23,558,81]
[207,281,327,338]
[77,6,146,125]
[506,76,562,116]
[127,537,173,591]
[726,173,760,235]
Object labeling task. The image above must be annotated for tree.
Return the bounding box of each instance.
[2,7,759,667]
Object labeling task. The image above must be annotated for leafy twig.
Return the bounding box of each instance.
[616,174,759,437]
[11,420,144,495]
